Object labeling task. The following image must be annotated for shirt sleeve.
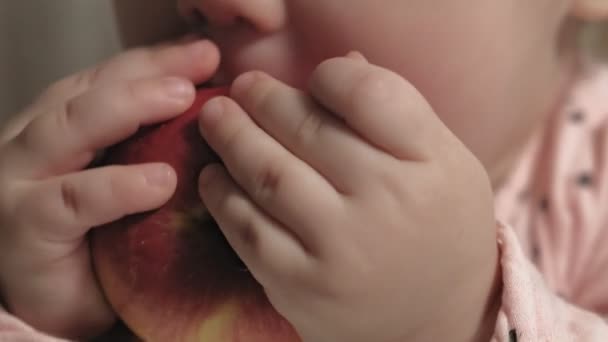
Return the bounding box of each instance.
[491,222,608,341]
[0,307,69,342]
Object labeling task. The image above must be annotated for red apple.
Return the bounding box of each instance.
[91,87,300,342]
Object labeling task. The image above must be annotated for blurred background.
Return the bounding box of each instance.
[0,1,607,122]
[0,1,121,119]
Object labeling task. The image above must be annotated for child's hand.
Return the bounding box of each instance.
[198,52,500,342]
[0,39,219,340]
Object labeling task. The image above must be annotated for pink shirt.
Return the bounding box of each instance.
[493,63,608,340]
[2,65,608,341]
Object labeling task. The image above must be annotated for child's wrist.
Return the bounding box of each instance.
[471,281,502,342]
[452,251,502,342]
[413,245,502,342]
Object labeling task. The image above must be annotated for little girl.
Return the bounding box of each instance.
[0,0,607,341]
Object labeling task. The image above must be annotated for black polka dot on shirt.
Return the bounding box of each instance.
[577,173,593,187]
[539,197,549,211]
[509,329,518,342]
[569,110,585,123]
[531,244,541,262]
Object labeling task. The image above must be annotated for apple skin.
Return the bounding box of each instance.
[91,87,300,342]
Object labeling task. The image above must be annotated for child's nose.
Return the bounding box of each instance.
[177,0,286,33]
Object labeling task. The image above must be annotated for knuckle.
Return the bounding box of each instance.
[295,108,326,146]
[59,179,81,220]
[252,159,284,202]
[59,98,78,133]
[13,117,43,153]
[237,218,260,251]
[13,121,34,150]
[75,65,103,89]
[110,84,136,119]
[125,47,160,72]
[381,166,418,207]
[88,64,106,84]
[42,71,87,100]
[64,65,105,94]
[124,80,141,103]
[42,78,71,99]
[38,64,105,104]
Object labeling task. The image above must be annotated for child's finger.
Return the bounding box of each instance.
[15,163,176,243]
[309,56,452,161]
[39,39,219,109]
[199,164,311,286]
[228,71,379,192]
[0,40,219,145]
[3,76,195,177]
[85,39,220,88]
[199,96,342,253]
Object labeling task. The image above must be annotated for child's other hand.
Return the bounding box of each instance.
[0,39,219,340]
[198,52,500,342]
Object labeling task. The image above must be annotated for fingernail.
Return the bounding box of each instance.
[201,98,225,122]
[144,164,173,187]
[187,39,213,57]
[345,51,368,62]
[163,77,193,99]
[232,72,259,95]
